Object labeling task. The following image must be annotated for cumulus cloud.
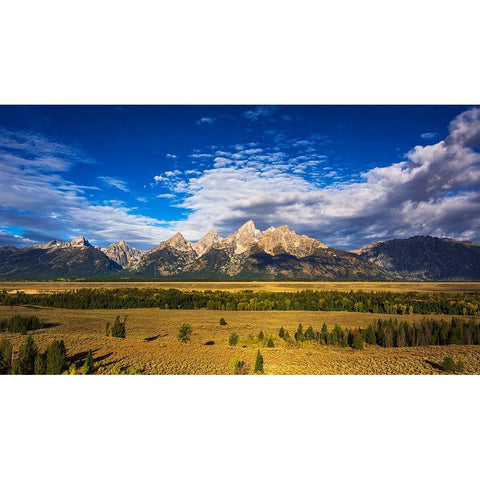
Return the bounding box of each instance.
[0,129,178,248]
[156,107,480,248]
[3,108,480,250]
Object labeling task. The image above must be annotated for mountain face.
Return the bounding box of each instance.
[1,225,479,280]
[0,237,122,278]
[102,240,143,268]
[357,236,480,281]
[133,233,198,276]
[132,221,389,280]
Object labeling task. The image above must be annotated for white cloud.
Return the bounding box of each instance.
[166,153,177,159]
[196,117,216,125]
[98,176,129,192]
[154,107,480,247]
[421,132,438,139]
[243,106,278,121]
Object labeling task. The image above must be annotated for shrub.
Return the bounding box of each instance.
[456,359,465,373]
[442,356,456,372]
[3,315,44,334]
[0,338,13,374]
[284,330,290,340]
[267,336,275,348]
[178,323,192,343]
[258,330,264,341]
[254,349,264,373]
[82,350,94,374]
[231,357,247,375]
[229,332,239,346]
[204,340,215,345]
[46,340,67,374]
[219,317,227,326]
[111,315,126,338]
[279,327,285,338]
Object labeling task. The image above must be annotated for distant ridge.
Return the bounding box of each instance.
[1,223,479,280]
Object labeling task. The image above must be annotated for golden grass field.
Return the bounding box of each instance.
[1,304,479,374]
[2,280,480,294]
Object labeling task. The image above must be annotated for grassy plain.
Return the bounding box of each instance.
[1,305,479,374]
[2,280,480,294]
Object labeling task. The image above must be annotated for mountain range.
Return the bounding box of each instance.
[1,220,479,281]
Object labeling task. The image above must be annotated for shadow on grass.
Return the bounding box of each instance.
[144,333,168,342]
[42,322,61,329]
[425,359,444,372]
[69,349,113,368]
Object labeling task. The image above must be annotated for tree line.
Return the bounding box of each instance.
[286,316,480,349]
[2,288,480,315]
[0,335,94,375]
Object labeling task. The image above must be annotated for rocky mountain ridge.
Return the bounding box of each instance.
[1,222,479,280]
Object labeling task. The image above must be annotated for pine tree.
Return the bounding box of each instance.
[0,338,12,374]
[14,335,37,374]
[295,324,304,342]
[219,317,227,325]
[305,325,314,341]
[34,352,47,375]
[46,340,67,374]
[178,323,192,343]
[352,330,364,350]
[254,349,264,373]
[82,350,94,374]
[112,315,126,338]
[365,324,377,345]
[258,330,264,341]
[267,336,274,347]
[278,327,285,338]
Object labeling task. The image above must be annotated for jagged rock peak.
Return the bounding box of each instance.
[102,240,143,267]
[70,236,92,247]
[229,220,263,254]
[257,224,327,257]
[160,232,193,252]
[193,230,223,256]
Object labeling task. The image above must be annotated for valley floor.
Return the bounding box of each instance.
[1,306,479,374]
[2,280,480,294]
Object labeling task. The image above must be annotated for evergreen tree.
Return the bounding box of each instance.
[254,349,263,373]
[442,356,455,372]
[229,332,239,346]
[258,330,264,341]
[178,323,192,343]
[46,340,66,374]
[278,326,285,338]
[34,352,46,375]
[267,337,274,347]
[82,350,94,374]
[111,316,126,338]
[219,317,227,325]
[352,330,364,350]
[365,325,377,345]
[14,335,38,374]
[304,325,314,341]
[0,338,12,374]
[321,323,328,343]
[284,330,290,340]
[295,324,304,342]
[105,321,111,336]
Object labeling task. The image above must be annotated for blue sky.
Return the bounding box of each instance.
[0,105,479,250]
